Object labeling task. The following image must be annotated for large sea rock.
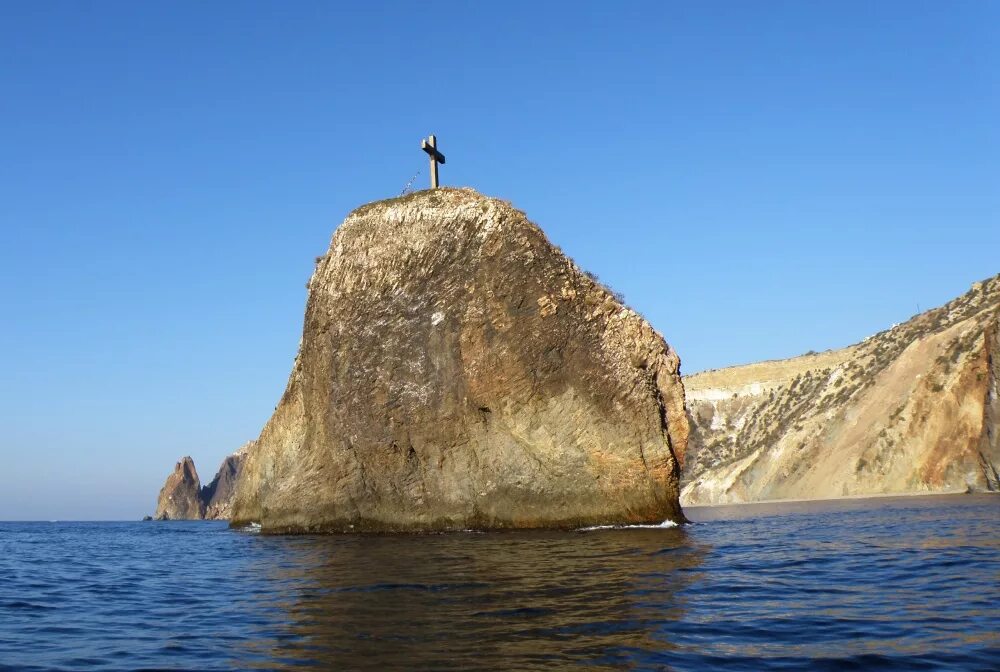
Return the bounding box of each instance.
[230,188,689,532]
[152,443,252,520]
[154,457,204,520]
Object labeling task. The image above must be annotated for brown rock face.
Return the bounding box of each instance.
[152,443,252,520]
[682,274,1000,504]
[203,442,253,520]
[154,457,205,520]
[230,188,688,532]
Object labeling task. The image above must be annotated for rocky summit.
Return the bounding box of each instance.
[230,188,688,532]
[682,274,1000,505]
[154,457,204,520]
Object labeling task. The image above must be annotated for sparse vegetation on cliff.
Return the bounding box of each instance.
[682,274,1000,505]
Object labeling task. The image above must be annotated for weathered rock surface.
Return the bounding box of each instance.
[203,442,253,520]
[230,188,688,532]
[682,274,1000,505]
[152,443,253,520]
[154,457,205,520]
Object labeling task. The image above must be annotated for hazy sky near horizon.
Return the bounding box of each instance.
[2,2,997,520]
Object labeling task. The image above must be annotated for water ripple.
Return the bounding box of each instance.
[0,494,997,670]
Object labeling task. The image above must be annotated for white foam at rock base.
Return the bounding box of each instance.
[578,519,680,532]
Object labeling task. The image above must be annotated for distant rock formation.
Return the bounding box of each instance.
[682,274,1000,505]
[154,457,204,520]
[153,443,252,520]
[230,188,688,532]
[202,443,252,520]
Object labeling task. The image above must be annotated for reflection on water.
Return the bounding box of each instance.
[1,495,997,670]
[236,528,706,669]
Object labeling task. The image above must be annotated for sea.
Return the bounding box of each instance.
[1,494,997,671]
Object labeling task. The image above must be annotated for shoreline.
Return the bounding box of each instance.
[682,490,998,523]
[682,488,995,510]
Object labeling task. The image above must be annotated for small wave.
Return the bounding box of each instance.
[578,519,680,531]
[2,600,56,612]
[238,522,262,534]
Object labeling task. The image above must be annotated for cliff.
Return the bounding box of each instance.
[152,443,252,520]
[230,188,688,532]
[682,274,1000,505]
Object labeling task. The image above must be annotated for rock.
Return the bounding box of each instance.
[154,457,205,520]
[682,273,1000,504]
[202,442,253,520]
[153,443,253,521]
[230,188,688,532]
[142,515,153,521]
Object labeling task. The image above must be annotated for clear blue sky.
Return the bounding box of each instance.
[2,2,997,520]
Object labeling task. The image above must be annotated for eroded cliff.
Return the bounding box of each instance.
[230,188,688,532]
[683,274,1000,505]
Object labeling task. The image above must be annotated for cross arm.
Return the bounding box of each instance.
[421,140,446,164]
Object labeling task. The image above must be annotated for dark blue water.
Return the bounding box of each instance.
[1,495,997,671]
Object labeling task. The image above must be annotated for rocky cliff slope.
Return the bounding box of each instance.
[682,274,1000,505]
[230,188,688,532]
[153,443,252,520]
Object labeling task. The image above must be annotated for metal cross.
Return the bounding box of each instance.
[421,134,446,189]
